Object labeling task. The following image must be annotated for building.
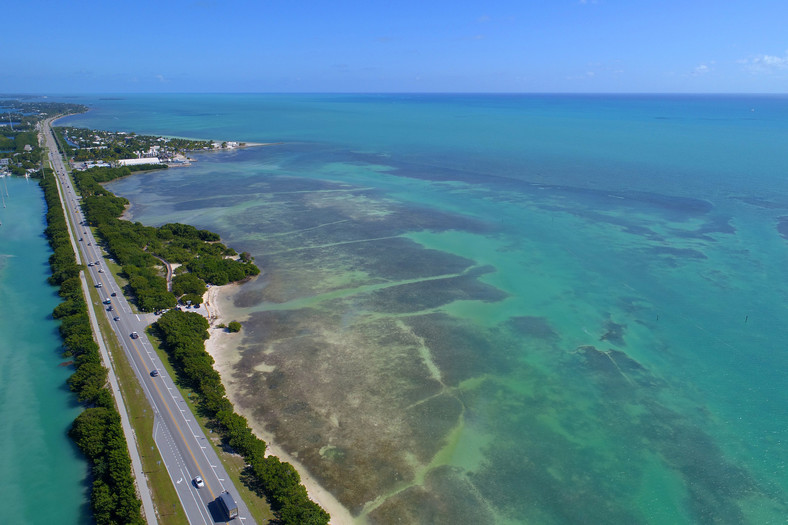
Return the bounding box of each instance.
[116,158,161,167]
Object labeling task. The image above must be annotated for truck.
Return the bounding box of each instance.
[217,491,238,520]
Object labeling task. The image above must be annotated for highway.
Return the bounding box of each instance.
[43,118,256,525]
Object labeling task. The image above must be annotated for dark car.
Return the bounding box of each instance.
[150,370,159,377]
[113,316,120,321]
[111,292,117,297]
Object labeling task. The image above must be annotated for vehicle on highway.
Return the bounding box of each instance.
[107,306,113,311]
[111,292,117,297]
[96,283,102,288]
[88,263,94,267]
[217,491,239,520]
[193,476,204,488]
[103,299,111,304]
[150,370,159,377]
[113,316,120,321]
[98,268,104,273]
[87,242,92,246]
[130,332,139,339]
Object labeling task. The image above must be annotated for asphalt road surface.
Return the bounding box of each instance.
[44,118,256,525]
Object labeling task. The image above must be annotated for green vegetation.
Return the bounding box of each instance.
[228,321,242,333]
[0,100,86,177]
[56,126,213,163]
[40,168,144,525]
[153,311,330,525]
[70,166,258,312]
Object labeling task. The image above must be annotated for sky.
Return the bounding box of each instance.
[3,0,788,93]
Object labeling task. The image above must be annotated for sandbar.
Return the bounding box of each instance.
[203,283,355,524]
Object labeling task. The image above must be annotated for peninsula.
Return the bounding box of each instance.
[1,95,331,525]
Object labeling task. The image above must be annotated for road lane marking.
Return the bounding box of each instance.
[128,338,219,500]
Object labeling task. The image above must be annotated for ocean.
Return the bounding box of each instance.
[0,176,90,523]
[58,93,788,524]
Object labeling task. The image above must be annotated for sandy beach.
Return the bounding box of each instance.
[202,284,356,525]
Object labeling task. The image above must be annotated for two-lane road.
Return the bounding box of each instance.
[44,118,256,525]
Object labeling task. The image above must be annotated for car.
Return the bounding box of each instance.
[88,262,94,267]
[95,261,100,265]
[87,242,92,246]
[193,476,205,488]
[111,292,117,297]
[107,306,113,311]
[79,237,83,241]
[150,370,159,377]
[96,283,102,288]
[113,316,120,321]
[103,299,111,304]
[130,332,139,339]
[98,268,104,273]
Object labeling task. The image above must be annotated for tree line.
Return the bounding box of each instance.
[71,166,259,311]
[40,168,144,525]
[153,310,331,525]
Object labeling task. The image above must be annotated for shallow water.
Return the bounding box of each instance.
[61,93,788,524]
[0,177,90,524]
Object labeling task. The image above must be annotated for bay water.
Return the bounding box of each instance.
[0,176,90,523]
[59,94,788,524]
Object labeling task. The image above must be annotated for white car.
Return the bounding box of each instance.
[193,476,205,488]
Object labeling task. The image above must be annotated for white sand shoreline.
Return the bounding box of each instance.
[202,283,356,525]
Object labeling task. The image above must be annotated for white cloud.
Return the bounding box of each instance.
[692,63,712,76]
[743,51,788,73]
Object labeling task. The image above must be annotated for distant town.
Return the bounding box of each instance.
[59,126,248,170]
[1,97,249,178]
[1,99,86,177]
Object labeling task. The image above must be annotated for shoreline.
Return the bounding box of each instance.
[202,284,356,525]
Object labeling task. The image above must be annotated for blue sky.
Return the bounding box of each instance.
[3,0,787,93]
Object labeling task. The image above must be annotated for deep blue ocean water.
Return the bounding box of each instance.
[59,94,788,524]
[0,177,90,523]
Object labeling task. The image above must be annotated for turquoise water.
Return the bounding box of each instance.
[62,94,788,524]
[0,177,90,523]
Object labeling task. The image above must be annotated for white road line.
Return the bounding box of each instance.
[180,467,210,525]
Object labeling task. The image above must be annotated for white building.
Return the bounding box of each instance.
[117,158,161,167]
